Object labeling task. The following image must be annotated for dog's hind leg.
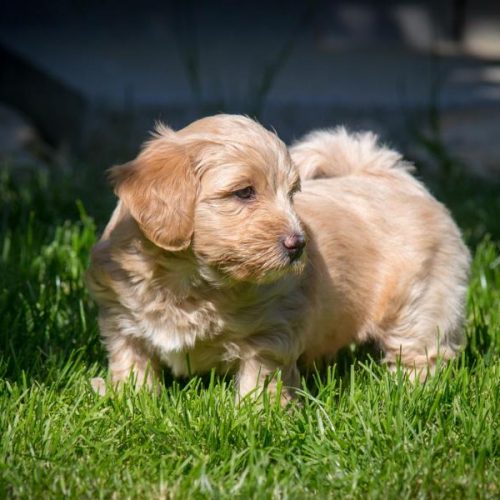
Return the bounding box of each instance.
[375,296,466,382]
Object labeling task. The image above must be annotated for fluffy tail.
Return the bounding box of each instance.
[290,127,412,181]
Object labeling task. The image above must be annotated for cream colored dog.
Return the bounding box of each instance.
[87,114,470,401]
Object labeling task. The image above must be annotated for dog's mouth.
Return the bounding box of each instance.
[256,256,306,284]
[210,248,306,285]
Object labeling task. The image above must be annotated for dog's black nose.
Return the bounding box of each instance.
[282,233,306,262]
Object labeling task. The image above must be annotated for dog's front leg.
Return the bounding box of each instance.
[236,356,300,406]
[92,324,161,395]
[107,335,161,389]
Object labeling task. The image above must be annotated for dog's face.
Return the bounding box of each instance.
[110,115,306,283]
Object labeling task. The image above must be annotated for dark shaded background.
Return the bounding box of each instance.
[1,1,499,179]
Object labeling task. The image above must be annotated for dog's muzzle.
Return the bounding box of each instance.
[282,233,306,262]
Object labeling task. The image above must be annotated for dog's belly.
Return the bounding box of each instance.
[161,342,233,377]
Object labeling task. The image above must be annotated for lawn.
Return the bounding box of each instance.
[0,161,499,498]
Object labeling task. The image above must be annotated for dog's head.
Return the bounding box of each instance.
[110,114,306,283]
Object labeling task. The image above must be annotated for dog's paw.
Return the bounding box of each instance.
[90,377,107,396]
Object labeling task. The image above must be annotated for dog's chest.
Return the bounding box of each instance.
[136,294,223,356]
[124,262,305,375]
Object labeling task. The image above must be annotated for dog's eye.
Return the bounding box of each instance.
[233,186,255,200]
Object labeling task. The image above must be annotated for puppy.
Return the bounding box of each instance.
[87,115,470,401]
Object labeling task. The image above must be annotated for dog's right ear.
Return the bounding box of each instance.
[109,137,197,251]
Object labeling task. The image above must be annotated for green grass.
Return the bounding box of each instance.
[0,166,499,499]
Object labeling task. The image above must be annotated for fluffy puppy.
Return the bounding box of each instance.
[87,115,470,401]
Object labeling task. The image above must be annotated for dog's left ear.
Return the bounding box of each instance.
[109,138,197,251]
